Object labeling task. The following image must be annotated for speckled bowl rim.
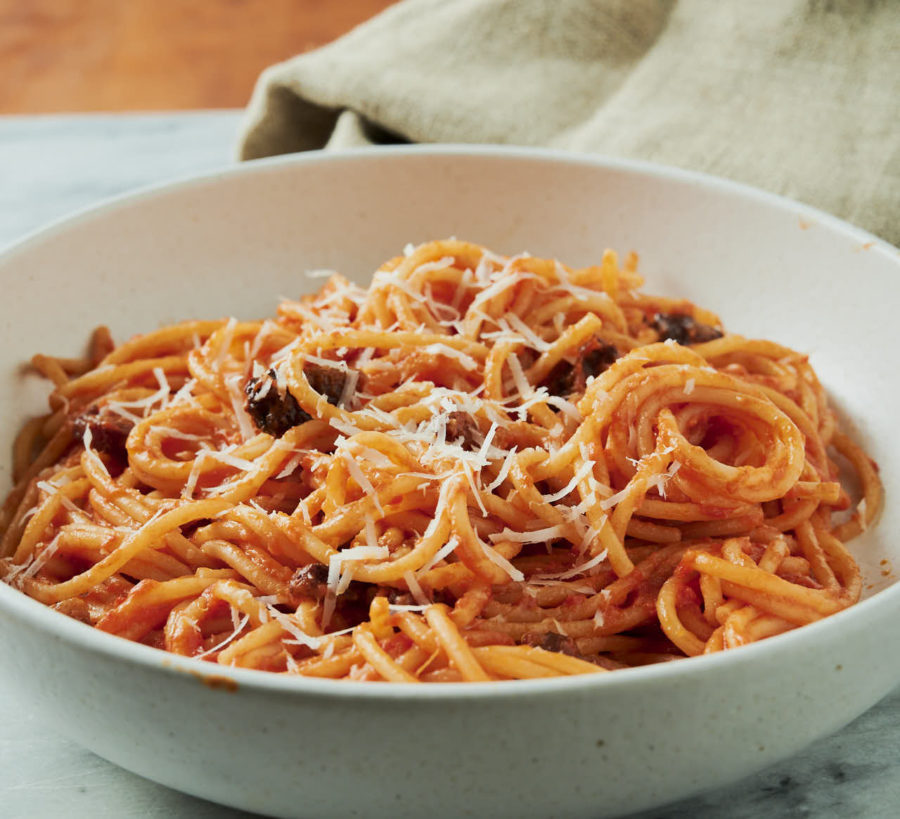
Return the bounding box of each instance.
[0,144,896,702]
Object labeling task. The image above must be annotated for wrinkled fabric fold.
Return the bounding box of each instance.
[239,0,899,244]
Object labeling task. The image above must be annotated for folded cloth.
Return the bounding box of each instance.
[239,0,899,245]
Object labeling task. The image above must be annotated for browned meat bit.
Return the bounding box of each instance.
[652,312,723,345]
[577,338,619,385]
[384,586,452,607]
[180,518,212,538]
[288,563,330,602]
[330,580,380,630]
[245,364,356,437]
[520,630,579,656]
[541,360,575,397]
[305,363,350,406]
[245,368,311,437]
[289,563,378,627]
[385,589,416,606]
[72,405,134,460]
[445,411,480,450]
[540,337,620,397]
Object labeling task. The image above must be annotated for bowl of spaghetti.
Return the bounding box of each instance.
[0,146,896,818]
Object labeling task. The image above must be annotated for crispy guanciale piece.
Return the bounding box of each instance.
[72,404,134,459]
[289,563,383,626]
[444,410,480,451]
[288,563,329,602]
[541,337,620,397]
[305,363,350,406]
[652,312,723,345]
[245,364,353,437]
[577,337,620,385]
[245,368,310,437]
[519,630,580,657]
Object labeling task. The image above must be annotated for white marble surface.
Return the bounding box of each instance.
[0,113,898,819]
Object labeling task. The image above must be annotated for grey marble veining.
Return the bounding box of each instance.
[0,112,242,249]
[0,113,897,819]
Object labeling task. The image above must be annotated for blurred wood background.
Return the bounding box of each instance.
[1,0,398,113]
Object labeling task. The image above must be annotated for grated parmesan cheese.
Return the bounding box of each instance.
[483,446,518,492]
[82,427,110,480]
[17,537,61,582]
[181,450,210,500]
[341,450,384,516]
[207,447,257,472]
[417,535,460,575]
[647,460,682,500]
[195,614,250,660]
[537,549,609,581]
[474,535,525,582]
[599,486,631,511]
[403,570,431,606]
[503,312,552,352]
[506,353,533,401]
[490,525,569,545]
[335,566,355,597]
[224,373,255,442]
[422,344,479,371]
[543,460,596,503]
[212,318,237,372]
[275,450,305,480]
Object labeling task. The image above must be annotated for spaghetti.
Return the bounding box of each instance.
[0,240,882,682]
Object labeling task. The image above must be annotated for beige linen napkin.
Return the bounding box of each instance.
[239,0,899,245]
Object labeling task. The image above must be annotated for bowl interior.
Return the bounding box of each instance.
[0,146,896,602]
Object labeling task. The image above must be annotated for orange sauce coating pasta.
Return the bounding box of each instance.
[0,240,882,681]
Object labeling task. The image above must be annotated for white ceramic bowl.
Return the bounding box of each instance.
[0,147,896,819]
